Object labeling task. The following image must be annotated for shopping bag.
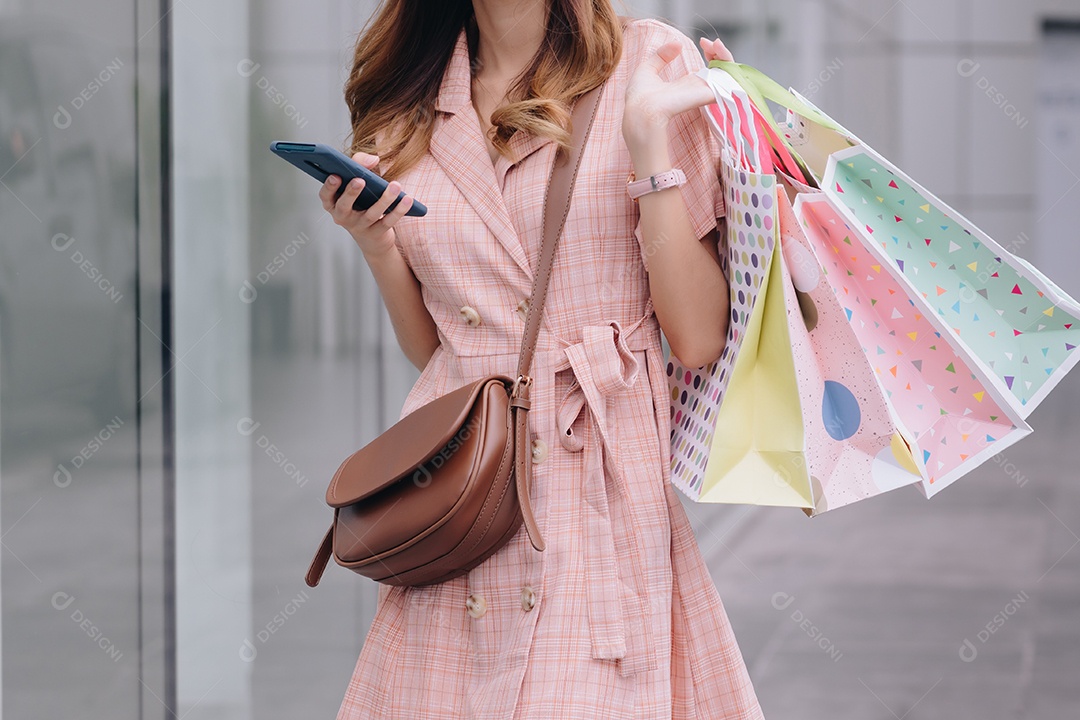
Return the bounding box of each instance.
[696,159,814,507]
[775,183,925,514]
[669,73,811,507]
[825,147,1080,415]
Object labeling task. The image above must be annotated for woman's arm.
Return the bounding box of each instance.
[631,142,727,369]
[623,39,732,368]
[319,152,440,371]
[362,245,440,370]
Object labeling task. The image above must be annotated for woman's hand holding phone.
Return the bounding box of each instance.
[318,151,415,259]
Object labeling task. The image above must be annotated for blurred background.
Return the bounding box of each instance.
[0,0,1078,717]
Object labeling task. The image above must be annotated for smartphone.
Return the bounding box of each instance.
[269,141,427,217]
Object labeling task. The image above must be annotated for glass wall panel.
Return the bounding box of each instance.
[172,1,388,717]
[0,1,147,717]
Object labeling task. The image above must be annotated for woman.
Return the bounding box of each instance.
[319,1,764,717]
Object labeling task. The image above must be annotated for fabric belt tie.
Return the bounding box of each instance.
[552,302,659,677]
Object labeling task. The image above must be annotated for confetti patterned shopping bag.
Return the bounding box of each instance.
[776,186,924,514]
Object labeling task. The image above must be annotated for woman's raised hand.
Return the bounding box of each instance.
[623,41,711,151]
[622,36,734,153]
[318,151,414,259]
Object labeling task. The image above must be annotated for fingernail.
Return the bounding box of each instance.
[329,176,339,185]
[351,179,362,188]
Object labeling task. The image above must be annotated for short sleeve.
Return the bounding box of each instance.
[629,20,726,270]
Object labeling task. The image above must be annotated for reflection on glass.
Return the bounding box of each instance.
[174,1,393,718]
[0,7,140,719]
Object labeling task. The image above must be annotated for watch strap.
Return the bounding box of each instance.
[626,168,687,199]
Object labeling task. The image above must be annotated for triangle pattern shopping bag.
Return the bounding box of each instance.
[825,147,1080,416]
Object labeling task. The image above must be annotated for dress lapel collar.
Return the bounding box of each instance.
[429,29,556,280]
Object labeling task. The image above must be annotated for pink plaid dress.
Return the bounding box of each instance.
[337,18,764,720]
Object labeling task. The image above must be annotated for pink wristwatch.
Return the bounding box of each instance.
[626,168,687,200]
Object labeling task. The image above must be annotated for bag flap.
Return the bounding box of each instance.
[325,375,512,508]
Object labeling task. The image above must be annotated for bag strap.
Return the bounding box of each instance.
[513,83,605,385]
[710,60,843,134]
[708,60,843,185]
[510,80,606,552]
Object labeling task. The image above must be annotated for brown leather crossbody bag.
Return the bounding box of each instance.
[304,80,605,588]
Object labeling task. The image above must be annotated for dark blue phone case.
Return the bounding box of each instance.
[269,141,427,217]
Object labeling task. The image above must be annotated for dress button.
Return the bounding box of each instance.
[459,305,481,327]
[530,438,548,464]
[465,593,487,619]
[521,585,536,612]
[516,298,530,322]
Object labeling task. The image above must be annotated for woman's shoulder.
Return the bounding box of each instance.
[621,16,704,74]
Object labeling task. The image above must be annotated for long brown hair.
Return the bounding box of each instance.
[345,0,623,180]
